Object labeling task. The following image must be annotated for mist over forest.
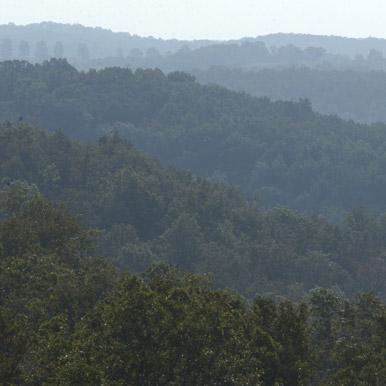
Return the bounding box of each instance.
[4,22,386,124]
[1,21,386,385]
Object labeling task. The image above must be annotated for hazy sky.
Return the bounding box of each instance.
[1,0,386,40]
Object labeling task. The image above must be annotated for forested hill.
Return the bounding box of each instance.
[2,60,386,217]
[0,22,213,59]
[253,33,386,56]
[3,25,386,386]
[193,66,386,124]
[2,123,386,301]
[2,185,386,384]
[4,23,386,68]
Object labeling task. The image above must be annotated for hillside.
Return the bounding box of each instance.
[3,10,386,386]
[81,42,348,72]
[194,66,386,124]
[3,23,386,65]
[0,22,213,61]
[254,33,386,56]
[2,60,386,217]
[2,194,385,384]
[115,41,386,73]
[2,123,386,301]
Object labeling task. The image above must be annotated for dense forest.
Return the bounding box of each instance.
[2,19,386,386]
[6,23,386,125]
[3,60,386,218]
[2,123,386,300]
[1,124,386,385]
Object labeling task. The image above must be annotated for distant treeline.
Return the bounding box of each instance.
[5,23,386,71]
[0,37,91,62]
[0,22,213,60]
[117,42,386,72]
[5,37,386,72]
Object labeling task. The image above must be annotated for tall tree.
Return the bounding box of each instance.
[1,38,13,60]
[77,42,90,61]
[34,40,49,61]
[53,41,64,58]
[18,40,30,59]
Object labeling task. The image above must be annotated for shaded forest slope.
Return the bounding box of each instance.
[2,124,386,300]
[2,60,386,217]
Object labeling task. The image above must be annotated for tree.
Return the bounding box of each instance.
[53,41,65,58]
[146,47,161,58]
[18,40,30,59]
[1,38,13,60]
[77,43,90,61]
[304,46,326,61]
[130,48,144,58]
[367,49,384,67]
[34,40,49,61]
[161,213,205,269]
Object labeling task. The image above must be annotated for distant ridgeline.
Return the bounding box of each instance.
[0,22,213,62]
[3,23,386,70]
[97,40,386,72]
[5,23,386,126]
[2,60,386,218]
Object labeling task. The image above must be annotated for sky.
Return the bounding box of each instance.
[1,0,386,40]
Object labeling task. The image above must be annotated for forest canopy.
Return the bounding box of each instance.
[2,123,386,301]
[193,66,386,124]
[2,21,386,386]
[1,173,386,385]
[2,60,386,217]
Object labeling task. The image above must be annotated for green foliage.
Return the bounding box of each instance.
[309,290,386,385]
[0,194,385,385]
[0,196,116,385]
[194,66,386,124]
[1,124,386,300]
[0,190,96,260]
[57,271,263,385]
[1,41,386,386]
[3,61,386,216]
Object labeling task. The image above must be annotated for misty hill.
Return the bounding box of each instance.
[253,33,386,57]
[2,123,386,301]
[75,40,386,72]
[4,23,386,71]
[193,66,386,124]
[103,42,335,71]
[2,60,386,218]
[0,22,213,61]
